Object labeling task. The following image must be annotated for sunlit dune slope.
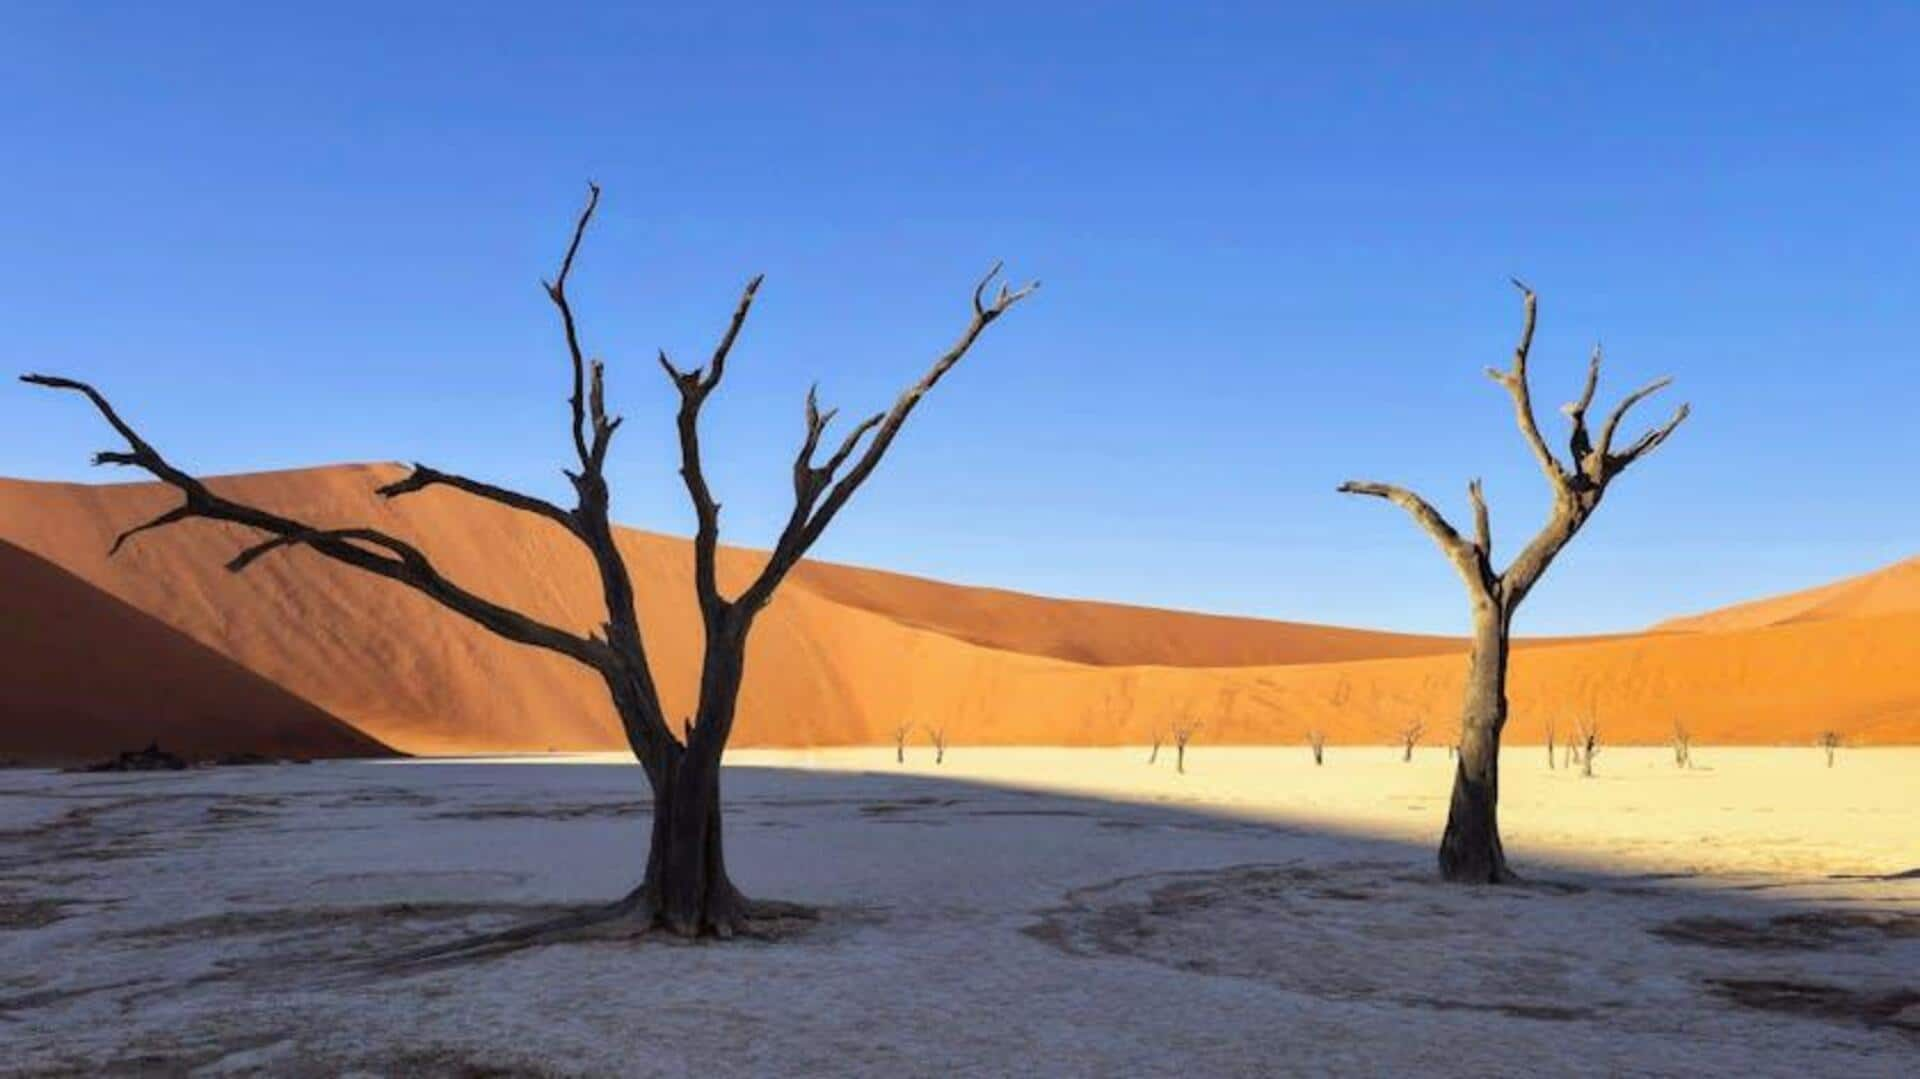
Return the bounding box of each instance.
[786,559,1464,666]
[1653,556,1920,633]
[0,538,392,763]
[1,464,1914,754]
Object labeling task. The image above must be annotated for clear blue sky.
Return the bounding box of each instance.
[3,3,1914,635]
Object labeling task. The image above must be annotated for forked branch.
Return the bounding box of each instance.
[1341,282,1690,612]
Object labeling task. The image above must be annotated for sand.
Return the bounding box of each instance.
[2,748,1913,1076]
[1,464,1916,760]
[0,538,389,764]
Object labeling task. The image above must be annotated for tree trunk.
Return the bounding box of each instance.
[636,628,754,938]
[1438,604,1515,883]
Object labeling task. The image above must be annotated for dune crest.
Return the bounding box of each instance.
[1654,556,1920,633]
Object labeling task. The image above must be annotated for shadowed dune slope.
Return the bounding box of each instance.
[1,464,1914,754]
[1653,555,1920,633]
[0,538,392,764]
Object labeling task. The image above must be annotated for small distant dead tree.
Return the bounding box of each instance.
[1147,725,1164,765]
[1817,730,1842,768]
[1171,718,1201,775]
[1399,719,1425,762]
[1671,720,1692,769]
[1308,728,1327,766]
[26,185,1036,940]
[1544,717,1557,770]
[1340,281,1687,881]
[893,722,913,765]
[1576,716,1600,778]
[929,725,948,765]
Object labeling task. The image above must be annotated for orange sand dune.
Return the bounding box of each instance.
[1,464,1914,754]
[787,559,1465,667]
[0,538,391,764]
[1654,555,1920,633]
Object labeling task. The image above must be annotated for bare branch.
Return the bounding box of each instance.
[804,264,1038,550]
[704,275,763,392]
[22,375,611,671]
[730,265,1035,614]
[1562,344,1602,464]
[542,183,602,471]
[108,504,194,556]
[1468,478,1491,561]
[1481,281,1567,488]
[1595,375,1676,460]
[377,464,578,537]
[1337,480,1490,598]
[1610,402,1690,472]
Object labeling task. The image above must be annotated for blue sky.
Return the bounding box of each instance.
[3,3,1914,635]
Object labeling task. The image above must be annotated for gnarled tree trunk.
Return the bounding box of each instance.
[1438,605,1514,882]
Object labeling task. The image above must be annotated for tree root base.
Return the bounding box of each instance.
[373,890,820,973]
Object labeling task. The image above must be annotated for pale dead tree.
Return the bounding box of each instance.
[929,724,948,765]
[1671,719,1693,769]
[1339,282,1688,882]
[1399,718,1426,762]
[893,722,914,765]
[1562,728,1580,770]
[1171,717,1202,775]
[1817,729,1842,768]
[1544,717,1557,770]
[25,185,1036,942]
[1576,715,1601,778]
[1308,728,1327,766]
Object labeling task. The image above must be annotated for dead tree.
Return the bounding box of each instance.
[1817,729,1842,768]
[1308,728,1327,766]
[1671,720,1692,769]
[1544,717,1557,770]
[1148,725,1164,765]
[893,722,914,765]
[25,185,1035,940]
[1339,282,1687,882]
[1576,716,1600,778]
[929,725,948,766]
[1171,718,1201,775]
[1399,718,1426,762]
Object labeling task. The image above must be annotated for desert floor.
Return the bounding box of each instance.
[2,747,1915,1077]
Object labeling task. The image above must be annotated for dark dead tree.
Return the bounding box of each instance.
[1148,725,1164,765]
[1576,715,1600,778]
[929,724,947,765]
[1339,282,1688,882]
[1399,718,1426,762]
[1312,677,1350,766]
[1544,717,1557,770]
[1817,729,1842,768]
[24,185,1036,943]
[1671,719,1692,769]
[1170,717,1201,775]
[892,722,914,765]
